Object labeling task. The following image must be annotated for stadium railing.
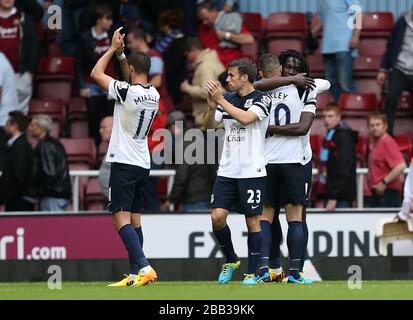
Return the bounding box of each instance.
[70,169,176,212]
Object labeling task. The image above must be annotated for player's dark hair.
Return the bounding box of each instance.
[258,53,280,74]
[228,58,257,83]
[8,111,29,133]
[127,51,151,75]
[185,37,204,54]
[279,49,310,76]
[92,5,113,26]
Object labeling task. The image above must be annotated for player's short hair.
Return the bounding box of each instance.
[33,114,53,133]
[185,37,203,54]
[8,111,28,133]
[279,49,310,76]
[92,5,113,25]
[128,28,146,42]
[367,111,387,125]
[324,102,341,115]
[228,58,257,83]
[258,53,280,74]
[127,51,151,75]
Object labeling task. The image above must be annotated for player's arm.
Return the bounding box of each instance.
[205,81,259,126]
[267,112,315,136]
[254,73,315,92]
[116,42,130,83]
[90,27,125,91]
[204,93,219,129]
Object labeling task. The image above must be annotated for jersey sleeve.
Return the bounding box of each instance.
[248,94,272,121]
[302,88,317,114]
[108,79,130,104]
[215,106,224,123]
[314,78,331,93]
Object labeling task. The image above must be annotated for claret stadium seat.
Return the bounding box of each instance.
[339,92,378,117]
[29,99,66,138]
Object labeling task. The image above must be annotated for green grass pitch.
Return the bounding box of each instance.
[1,281,413,300]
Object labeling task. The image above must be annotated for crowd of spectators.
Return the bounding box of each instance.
[0,0,412,211]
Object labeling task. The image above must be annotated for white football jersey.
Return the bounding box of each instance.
[302,79,331,165]
[106,79,160,169]
[215,91,271,179]
[265,85,317,164]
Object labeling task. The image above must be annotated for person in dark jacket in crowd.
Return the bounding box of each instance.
[28,114,71,211]
[0,111,34,211]
[321,103,358,210]
[377,6,413,135]
[77,4,117,145]
[0,0,38,115]
[161,111,215,211]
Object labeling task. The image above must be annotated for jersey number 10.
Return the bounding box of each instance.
[274,103,291,125]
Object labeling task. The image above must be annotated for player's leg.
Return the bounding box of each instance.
[269,207,288,282]
[238,177,266,284]
[285,204,306,283]
[131,169,157,286]
[300,161,313,274]
[211,177,240,284]
[244,214,263,284]
[107,163,151,287]
[278,163,309,284]
[258,206,274,281]
[131,213,144,248]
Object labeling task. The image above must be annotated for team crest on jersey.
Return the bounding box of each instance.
[261,95,272,106]
[244,99,254,108]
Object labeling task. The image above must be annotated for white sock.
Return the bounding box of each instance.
[270,267,283,275]
[129,274,137,280]
[139,265,152,274]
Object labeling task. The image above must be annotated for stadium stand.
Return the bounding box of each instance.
[28,99,66,138]
[36,56,75,105]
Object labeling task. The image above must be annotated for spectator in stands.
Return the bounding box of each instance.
[197,0,238,12]
[377,6,413,135]
[161,111,215,211]
[312,0,360,102]
[28,114,71,211]
[0,52,19,171]
[77,5,117,146]
[156,9,187,105]
[180,37,225,128]
[0,111,34,211]
[0,0,38,115]
[56,0,89,56]
[127,28,174,111]
[321,103,358,210]
[197,0,254,67]
[367,112,407,208]
[98,116,112,201]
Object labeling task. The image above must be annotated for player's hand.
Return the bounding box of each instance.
[207,92,218,111]
[377,72,387,86]
[111,27,125,50]
[326,199,337,211]
[205,80,224,102]
[292,73,316,90]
